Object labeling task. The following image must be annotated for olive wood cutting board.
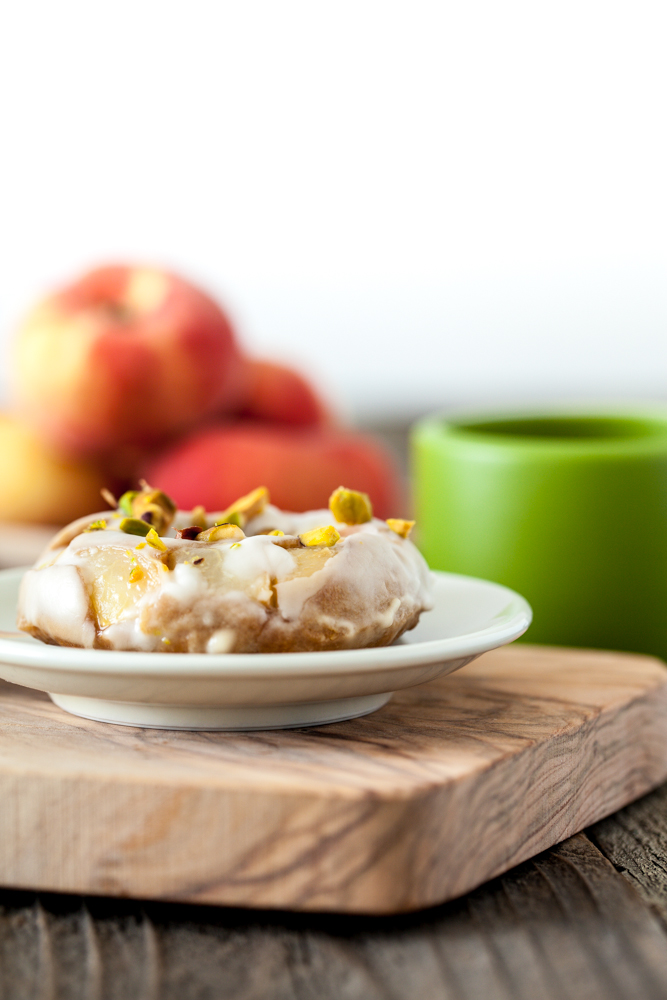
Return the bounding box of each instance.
[0,643,666,915]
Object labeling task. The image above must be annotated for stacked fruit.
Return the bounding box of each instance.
[2,265,402,524]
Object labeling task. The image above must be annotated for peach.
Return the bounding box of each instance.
[143,423,404,518]
[236,357,331,426]
[13,265,246,457]
[0,413,109,524]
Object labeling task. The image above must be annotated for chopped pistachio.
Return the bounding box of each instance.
[214,511,243,528]
[119,517,151,537]
[136,542,147,549]
[230,542,242,549]
[83,519,106,532]
[191,505,207,528]
[198,523,246,543]
[269,529,284,536]
[271,536,304,549]
[118,490,139,516]
[299,525,341,547]
[329,487,373,525]
[129,565,144,583]
[130,487,177,533]
[140,489,176,515]
[146,527,168,551]
[218,486,269,527]
[142,505,164,527]
[386,518,415,539]
[175,526,203,540]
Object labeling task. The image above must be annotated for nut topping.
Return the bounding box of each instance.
[175,526,203,540]
[191,505,207,529]
[217,486,269,528]
[197,523,246,543]
[329,487,373,525]
[146,528,167,551]
[386,518,415,539]
[299,525,341,547]
[131,486,177,534]
[119,517,151,537]
[118,490,139,516]
[270,535,304,549]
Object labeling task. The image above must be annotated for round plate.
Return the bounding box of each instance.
[0,567,531,730]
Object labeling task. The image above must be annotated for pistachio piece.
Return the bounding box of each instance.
[118,490,139,516]
[214,511,243,528]
[129,565,144,583]
[138,504,165,528]
[268,529,284,536]
[218,486,270,528]
[175,526,203,540]
[386,518,415,539]
[146,527,167,551]
[131,488,177,534]
[329,487,373,525]
[83,519,107,532]
[119,518,151,537]
[271,535,304,549]
[191,505,207,529]
[299,525,341,547]
[197,523,246,543]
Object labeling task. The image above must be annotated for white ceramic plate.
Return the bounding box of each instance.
[0,567,531,730]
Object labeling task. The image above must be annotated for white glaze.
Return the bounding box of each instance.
[18,565,96,648]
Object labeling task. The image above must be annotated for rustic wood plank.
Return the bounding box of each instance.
[0,645,666,913]
[589,780,667,926]
[2,833,667,999]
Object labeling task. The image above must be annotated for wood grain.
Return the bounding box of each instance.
[0,644,666,914]
[590,781,667,926]
[2,832,667,999]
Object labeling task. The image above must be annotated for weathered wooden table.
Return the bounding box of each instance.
[1,758,667,997]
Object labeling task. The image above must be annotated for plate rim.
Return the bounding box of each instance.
[0,566,532,678]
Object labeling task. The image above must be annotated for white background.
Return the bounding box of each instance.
[0,0,665,422]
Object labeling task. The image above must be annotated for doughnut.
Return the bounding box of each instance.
[17,484,433,654]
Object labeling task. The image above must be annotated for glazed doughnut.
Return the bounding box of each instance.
[17,485,433,654]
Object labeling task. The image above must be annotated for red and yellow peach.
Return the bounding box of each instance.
[13,265,246,457]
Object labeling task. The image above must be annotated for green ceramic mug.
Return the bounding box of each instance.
[412,410,667,659]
